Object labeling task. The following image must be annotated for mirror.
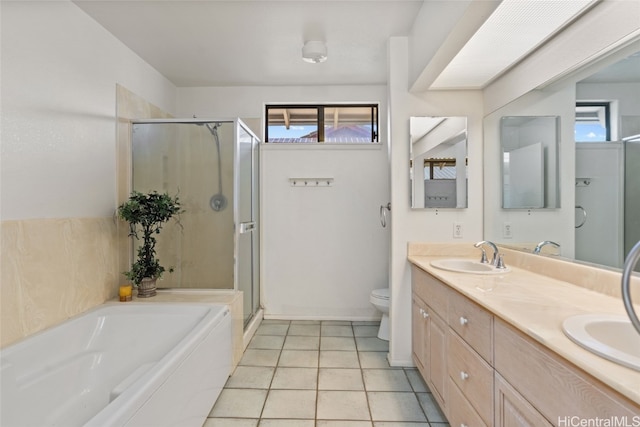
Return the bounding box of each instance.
[410,116,468,209]
[484,44,640,271]
[501,116,560,209]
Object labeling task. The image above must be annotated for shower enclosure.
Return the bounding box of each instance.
[130,119,260,326]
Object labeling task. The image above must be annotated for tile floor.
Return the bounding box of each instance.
[204,319,449,427]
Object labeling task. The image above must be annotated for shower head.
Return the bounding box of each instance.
[195,121,227,212]
[204,123,218,137]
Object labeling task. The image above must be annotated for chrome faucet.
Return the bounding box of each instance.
[474,240,499,266]
[533,240,560,255]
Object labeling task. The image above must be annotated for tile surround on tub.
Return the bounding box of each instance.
[1,217,119,348]
[0,86,174,349]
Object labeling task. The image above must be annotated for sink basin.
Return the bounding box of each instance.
[429,258,510,274]
[562,314,640,371]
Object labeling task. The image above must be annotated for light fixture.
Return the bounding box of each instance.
[302,41,327,63]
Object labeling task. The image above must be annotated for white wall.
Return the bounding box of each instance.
[575,144,624,267]
[177,86,390,319]
[1,1,177,345]
[388,37,484,365]
[1,1,177,220]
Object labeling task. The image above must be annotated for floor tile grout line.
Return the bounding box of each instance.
[213,320,437,426]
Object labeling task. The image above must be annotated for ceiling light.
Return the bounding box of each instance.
[302,41,328,63]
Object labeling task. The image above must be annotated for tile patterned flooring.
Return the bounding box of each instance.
[204,320,449,427]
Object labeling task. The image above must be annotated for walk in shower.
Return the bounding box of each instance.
[130,119,260,326]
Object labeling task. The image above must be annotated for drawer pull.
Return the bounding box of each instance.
[460,371,469,380]
[459,316,469,326]
[461,424,468,427]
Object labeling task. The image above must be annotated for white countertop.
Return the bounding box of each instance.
[408,253,640,406]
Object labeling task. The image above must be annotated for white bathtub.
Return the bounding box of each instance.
[0,303,232,427]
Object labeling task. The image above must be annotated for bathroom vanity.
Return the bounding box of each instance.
[409,243,640,427]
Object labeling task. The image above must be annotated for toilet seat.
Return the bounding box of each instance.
[371,288,389,301]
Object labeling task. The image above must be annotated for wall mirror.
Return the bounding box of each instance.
[410,116,468,209]
[500,116,560,209]
[484,41,640,272]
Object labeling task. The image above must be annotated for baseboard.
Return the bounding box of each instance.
[263,313,382,322]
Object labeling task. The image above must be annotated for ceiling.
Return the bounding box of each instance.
[74,0,424,87]
[74,0,640,89]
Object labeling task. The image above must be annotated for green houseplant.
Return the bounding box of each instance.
[117,190,182,297]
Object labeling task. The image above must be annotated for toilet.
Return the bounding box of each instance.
[370,288,390,341]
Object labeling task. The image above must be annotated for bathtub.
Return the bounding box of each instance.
[0,303,232,427]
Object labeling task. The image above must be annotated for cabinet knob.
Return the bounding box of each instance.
[460,371,469,381]
[461,424,469,427]
[423,311,429,318]
[419,308,424,315]
[459,316,469,326]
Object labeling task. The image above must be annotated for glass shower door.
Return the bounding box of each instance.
[237,121,260,326]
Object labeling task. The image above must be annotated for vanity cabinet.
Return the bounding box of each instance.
[411,275,448,410]
[411,264,640,427]
[494,319,640,422]
[411,265,490,425]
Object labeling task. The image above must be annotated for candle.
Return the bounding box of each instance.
[119,284,132,302]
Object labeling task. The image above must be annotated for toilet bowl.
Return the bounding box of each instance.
[370,288,390,341]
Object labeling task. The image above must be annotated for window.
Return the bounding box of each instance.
[575,102,611,142]
[423,158,461,180]
[265,104,379,143]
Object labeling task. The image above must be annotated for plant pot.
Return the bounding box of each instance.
[137,277,157,298]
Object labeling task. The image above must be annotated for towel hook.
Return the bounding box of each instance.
[379,203,391,228]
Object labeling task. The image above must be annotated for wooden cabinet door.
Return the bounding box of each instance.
[429,309,448,408]
[412,294,429,376]
[495,373,552,427]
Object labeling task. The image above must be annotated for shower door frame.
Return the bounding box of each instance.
[128,118,261,324]
[234,118,261,327]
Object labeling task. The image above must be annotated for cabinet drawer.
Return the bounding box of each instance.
[448,380,488,427]
[494,319,640,421]
[449,289,493,363]
[412,265,449,319]
[448,331,493,426]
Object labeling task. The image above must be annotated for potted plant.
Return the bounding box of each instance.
[117,190,182,297]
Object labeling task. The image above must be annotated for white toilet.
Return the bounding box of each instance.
[370,288,390,341]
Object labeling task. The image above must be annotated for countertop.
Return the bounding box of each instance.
[408,252,640,407]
